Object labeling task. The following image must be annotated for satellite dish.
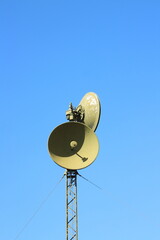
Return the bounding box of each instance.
[79,92,101,131]
[48,122,99,170]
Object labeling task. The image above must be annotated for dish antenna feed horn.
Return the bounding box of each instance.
[48,92,101,240]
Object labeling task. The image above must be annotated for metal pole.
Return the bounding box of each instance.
[66,170,69,240]
[65,170,78,240]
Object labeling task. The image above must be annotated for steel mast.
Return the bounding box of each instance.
[65,170,78,240]
[48,92,100,240]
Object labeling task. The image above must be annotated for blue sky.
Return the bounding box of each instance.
[0,0,160,239]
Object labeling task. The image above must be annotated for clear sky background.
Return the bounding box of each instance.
[1,0,160,240]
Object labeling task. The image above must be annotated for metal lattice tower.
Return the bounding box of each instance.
[48,93,100,240]
[66,170,78,240]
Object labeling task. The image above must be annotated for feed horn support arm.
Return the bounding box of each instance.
[65,170,78,240]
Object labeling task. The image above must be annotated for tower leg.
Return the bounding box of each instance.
[66,170,78,240]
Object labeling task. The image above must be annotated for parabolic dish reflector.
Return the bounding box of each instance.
[48,122,99,170]
[79,92,101,131]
